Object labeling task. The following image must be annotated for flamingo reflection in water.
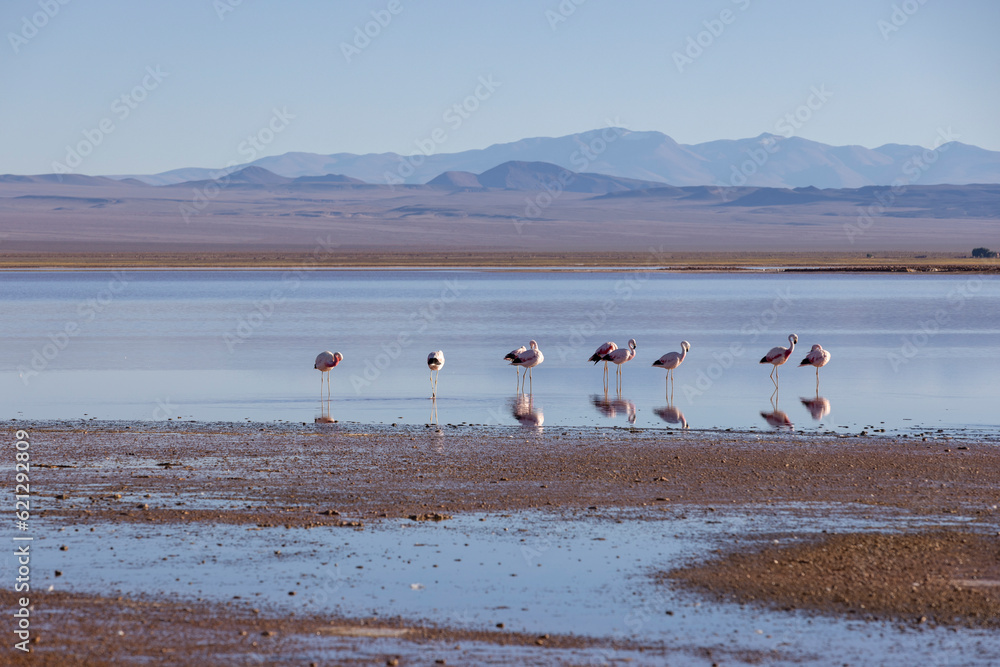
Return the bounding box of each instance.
[653,404,688,429]
[315,399,336,424]
[761,389,793,431]
[801,394,832,420]
[590,394,637,424]
[511,393,544,428]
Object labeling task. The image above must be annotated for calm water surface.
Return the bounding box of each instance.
[3,270,998,435]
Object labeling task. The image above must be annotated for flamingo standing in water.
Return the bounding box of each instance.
[799,344,831,391]
[427,350,445,398]
[652,340,690,399]
[509,340,544,393]
[504,345,527,386]
[760,334,797,383]
[588,341,617,389]
[602,338,637,393]
[314,351,343,398]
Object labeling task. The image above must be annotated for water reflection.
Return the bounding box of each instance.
[761,393,793,431]
[590,393,637,424]
[800,394,832,420]
[653,404,688,429]
[511,393,544,428]
[315,399,336,424]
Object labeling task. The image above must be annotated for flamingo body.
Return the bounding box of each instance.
[760,334,797,382]
[799,344,831,369]
[652,341,690,371]
[314,350,343,399]
[602,338,637,392]
[653,340,690,399]
[427,350,444,398]
[589,341,618,389]
[510,340,543,392]
[588,341,617,364]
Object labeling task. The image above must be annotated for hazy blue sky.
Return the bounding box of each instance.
[2,0,998,175]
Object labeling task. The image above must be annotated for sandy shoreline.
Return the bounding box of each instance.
[2,250,998,272]
[11,422,1000,664]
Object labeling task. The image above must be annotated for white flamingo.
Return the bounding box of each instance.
[602,338,637,393]
[652,340,690,398]
[504,345,527,385]
[427,350,445,398]
[799,343,831,391]
[509,340,544,393]
[760,333,797,383]
[314,351,343,399]
[588,341,618,389]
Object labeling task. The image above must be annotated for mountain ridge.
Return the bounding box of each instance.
[105,128,1000,189]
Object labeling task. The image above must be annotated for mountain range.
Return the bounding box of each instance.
[118,128,1000,189]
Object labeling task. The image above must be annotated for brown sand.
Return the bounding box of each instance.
[10,423,1000,663]
[1,249,998,271]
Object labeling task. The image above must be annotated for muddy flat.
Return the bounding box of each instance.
[7,422,999,664]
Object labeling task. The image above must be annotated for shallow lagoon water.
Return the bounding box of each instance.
[33,507,999,665]
[3,270,999,435]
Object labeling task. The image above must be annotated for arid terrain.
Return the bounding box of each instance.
[8,422,999,664]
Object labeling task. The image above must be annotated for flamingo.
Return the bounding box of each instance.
[760,333,797,383]
[314,351,343,399]
[588,341,618,389]
[427,350,445,398]
[602,338,637,392]
[799,343,831,391]
[504,345,527,385]
[509,340,543,393]
[652,341,690,398]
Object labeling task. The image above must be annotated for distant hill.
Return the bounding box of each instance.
[0,173,134,186]
[118,129,1000,189]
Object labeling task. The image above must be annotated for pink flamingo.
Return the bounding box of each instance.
[314,351,343,398]
[799,344,831,391]
[602,338,637,392]
[588,341,617,388]
[652,340,690,398]
[760,333,797,383]
[509,340,544,393]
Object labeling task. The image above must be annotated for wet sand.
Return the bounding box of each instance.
[11,422,1000,663]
